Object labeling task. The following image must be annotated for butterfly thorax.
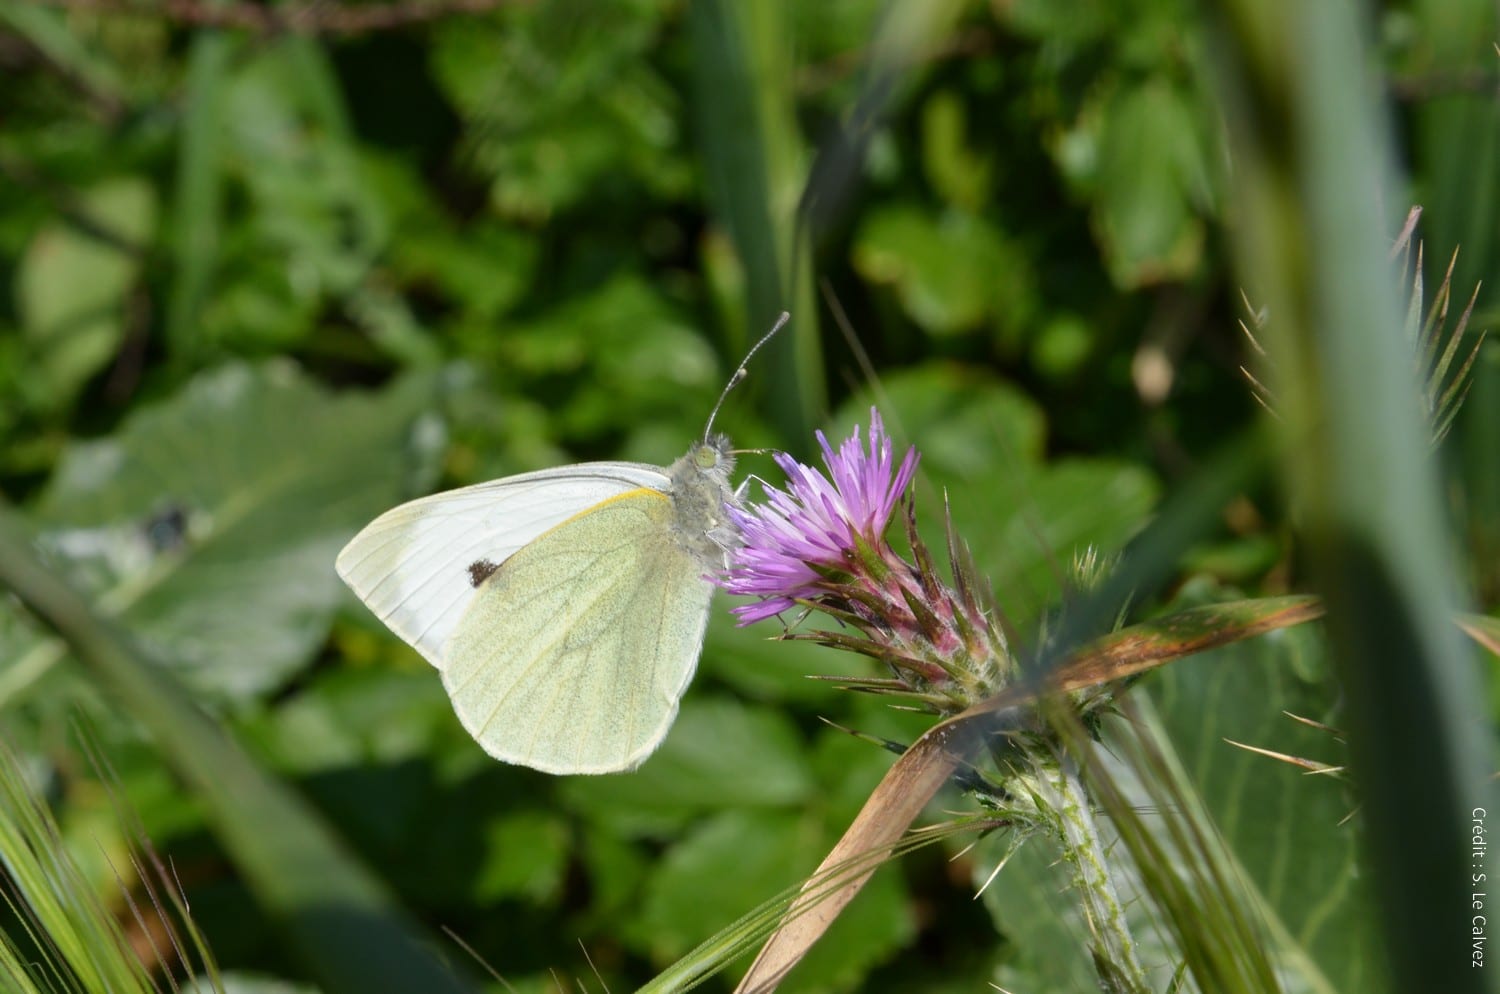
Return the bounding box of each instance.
[667,434,737,570]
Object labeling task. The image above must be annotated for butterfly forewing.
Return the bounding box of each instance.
[335,463,670,665]
[441,490,714,774]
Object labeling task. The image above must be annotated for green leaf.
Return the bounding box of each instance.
[853,205,1033,337]
[429,0,688,219]
[483,276,721,444]
[977,823,1158,993]
[1000,0,1117,44]
[223,47,388,295]
[632,808,914,992]
[833,363,1047,469]
[474,809,570,904]
[1094,78,1210,287]
[19,361,445,703]
[559,696,814,834]
[703,608,877,704]
[242,666,453,774]
[921,90,992,212]
[631,809,800,963]
[166,29,233,361]
[392,221,538,322]
[1149,586,1380,992]
[15,177,155,413]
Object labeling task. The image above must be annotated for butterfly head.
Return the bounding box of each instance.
[669,434,738,568]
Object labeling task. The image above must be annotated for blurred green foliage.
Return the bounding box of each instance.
[0,0,1494,991]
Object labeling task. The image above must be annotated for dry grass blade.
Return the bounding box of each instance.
[734,715,980,993]
[1223,738,1343,774]
[1457,613,1500,658]
[964,596,1326,717]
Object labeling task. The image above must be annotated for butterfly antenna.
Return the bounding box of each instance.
[703,310,791,440]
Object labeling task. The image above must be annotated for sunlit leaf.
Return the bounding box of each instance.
[18,362,444,703]
[15,177,155,414]
[560,696,815,835]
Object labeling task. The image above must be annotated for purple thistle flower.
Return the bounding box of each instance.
[720,407,1009,710]
[722,409,919,623]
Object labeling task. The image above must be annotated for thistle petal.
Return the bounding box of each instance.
[719,409,919,622]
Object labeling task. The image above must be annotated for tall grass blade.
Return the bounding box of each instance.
[166,28,232,363]
[689,0,821,443]
[0,741,162,994]
[1210,3,1498,991]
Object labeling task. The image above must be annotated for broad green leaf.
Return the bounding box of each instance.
[241,666,453,774]
[15,177,155,414]
[1000,0,1117,43]
[1030,313,1096,381]
[166,29,232,361]
[921,90,992,212]
[391,220,538,322]
[852,205,1034,337]
[579,821,653,926]
[831,364,1047,469]
[633,808,914,993]
[631,809,803,963]
[1094,78,1210,287]
[1149,586,1379,992]
[977,821,1165,994]
[483,276,720,444]
[224,47,388,294]
[202,45,393,353]
[474,809,570,904]
[15,361,444,703]
[703,608,876,704]
[559,696,814,834]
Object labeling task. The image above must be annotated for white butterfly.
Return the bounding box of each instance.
[336,437,738,775]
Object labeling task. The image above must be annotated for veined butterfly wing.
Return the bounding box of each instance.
[335,462,670,667]
[337,438,737,774]
[442,487,716,773]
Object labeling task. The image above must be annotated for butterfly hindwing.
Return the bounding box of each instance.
[441,489,714,774]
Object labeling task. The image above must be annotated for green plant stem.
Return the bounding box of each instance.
[1034,746,1150,994]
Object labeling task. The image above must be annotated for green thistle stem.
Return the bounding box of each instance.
[1033,744,1150,994]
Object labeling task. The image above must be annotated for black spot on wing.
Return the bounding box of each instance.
[467,559,500,587]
